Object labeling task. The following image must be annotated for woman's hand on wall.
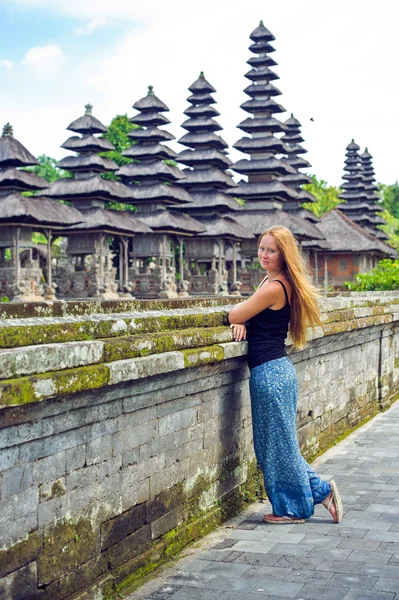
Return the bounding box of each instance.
[230,323,247,342]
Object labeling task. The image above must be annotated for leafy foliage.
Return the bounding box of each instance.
[101,114,137,169]
[25,154,72,183]
[344,259,399,291]
[302,175,342,217]
[378,182,399,219]
[375,209,399,251]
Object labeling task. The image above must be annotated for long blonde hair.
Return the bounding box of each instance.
[258,225,322,349]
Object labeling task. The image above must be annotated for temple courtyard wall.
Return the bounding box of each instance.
[0,292,399,600]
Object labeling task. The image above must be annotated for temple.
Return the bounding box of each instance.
[175,72,251,296]
[44,104,151,299]
[0,123,81,301]
[117,86,205,298]
[227,21,327,293]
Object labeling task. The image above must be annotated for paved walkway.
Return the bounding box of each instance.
[129,402,399,600]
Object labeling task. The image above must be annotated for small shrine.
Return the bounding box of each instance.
[117,87,204,298]
[0,123,81,301]
[175,72,250,296]
[44,105,151,299]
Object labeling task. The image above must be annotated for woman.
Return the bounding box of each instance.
[228,225,343,524]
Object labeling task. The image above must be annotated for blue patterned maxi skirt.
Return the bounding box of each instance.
[249,357,331,519]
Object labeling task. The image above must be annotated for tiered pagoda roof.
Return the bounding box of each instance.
[173,72,250,242]
[227,21,327,249]
[0,123,81,230]
[117,87,204,236]
[337,140,387,240]
[175,72,243,220]
[43,105,150,236]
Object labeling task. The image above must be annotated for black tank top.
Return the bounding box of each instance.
[247,279,291,369]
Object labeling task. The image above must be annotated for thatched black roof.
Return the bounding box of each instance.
[121,142,177,161]
[179,131,228,150]
[244,66,279,82]
[226,208,326,241]
[0,124,38,168]
[135,209,205,235]
[233,158,296,177]
[181,117,222,133]
[133,86,169,113]
[117,161,185,183]
[247,55,277,67]
[178,149,232,169]
[240,98,286,114]
[173,191,242,213]
[61,135,114,153]
[230,180,298,202]
[196,215,253,240]
[130,112,170,127]
[43,175,134,202]
[180,167,236,190]
[0,168,48,192]
[360,148,380,200]
[55,207,151,236]
[57,154,118,173]
[285,156,311,170]
[238,117,286,135]
[186,92,216,106]
[233,136,288,155]
[188,72,216,94]
[249,41,275,54]
[280,172,312,186]
[250,20,275,42]
[67,105,107,135]
[318,210,395,256]
[128,128,175,143]
[184,104,220,118]
[121,182,191,206]
[244,83,281,98]
[0,193,82,228]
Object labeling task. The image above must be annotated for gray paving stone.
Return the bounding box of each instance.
[373,577,399,594]
[295,581,348,599]
[231,541,276,555]
[315,560,365,574]
[347,550,393,564]
[388,553,399,565]
[329,572,378,590]
[233,553,281,567]
[342,590,395,600]
[169,589,223,600]
[274,555,324,570]
[199,563,251,578]
[360,563,399,578]
[266,543,312,556]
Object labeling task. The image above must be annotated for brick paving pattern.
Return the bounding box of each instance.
[130,402,399,600]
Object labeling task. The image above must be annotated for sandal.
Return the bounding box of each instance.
[263,513,306,524]
[328,480,343,523]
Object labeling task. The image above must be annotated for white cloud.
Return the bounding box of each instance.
[74,17,107,35]
[0,60,14,71]
[22,44,65,75]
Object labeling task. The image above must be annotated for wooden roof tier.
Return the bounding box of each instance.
[243,83,282,98]
[0,168,48,194]
[0,123,39,168]
[194,215,253,241]
[181,117,222,133]
[0,193,82,228]
[67,104,107,135]
[133,86,169,113]
[128,128,175,143]
[188,72,216,94]
[135,209,205,236]
[233,136,288,155]
[54,207,152,236]
[360,148,380,200]
[178,131,228,150]
[318,210,395,256]
[249,41,276,54]
[121,143,177,161]
[186,92,216,106]
[250,20,276,42]
[61,135,114,154]
[247,54,277,67]
[233,157,296,177]
[179,167,237,190]
[184,104,220,118]
[240,98,286,114]
[43,175,134,203]
[124,182,192,205]
[117,161,185,184]
[178,149,232,169]
[230,180,298,202]
[173,191,242,213]
[57,154,118,173]
[244,66,279,82]
[238,117,286,135]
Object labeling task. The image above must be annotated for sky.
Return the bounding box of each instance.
[0,0,398,187]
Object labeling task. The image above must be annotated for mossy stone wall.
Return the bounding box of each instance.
[0,292,399,599]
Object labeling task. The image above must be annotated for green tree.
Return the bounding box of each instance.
[375,209,399,250]
[378,182,399,218]
[302,175,342,217]
[344,258,399,291]
[101,114,137,169]
[25,154,71,183]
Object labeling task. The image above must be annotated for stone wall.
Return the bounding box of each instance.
[0,293,399,600]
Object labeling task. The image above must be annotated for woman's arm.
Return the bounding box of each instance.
[228,281,283,324]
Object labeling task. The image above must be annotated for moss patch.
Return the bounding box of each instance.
[0,363,110,406]
[182,345,225,368]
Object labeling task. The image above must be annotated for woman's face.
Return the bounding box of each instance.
[258,234,285,273]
